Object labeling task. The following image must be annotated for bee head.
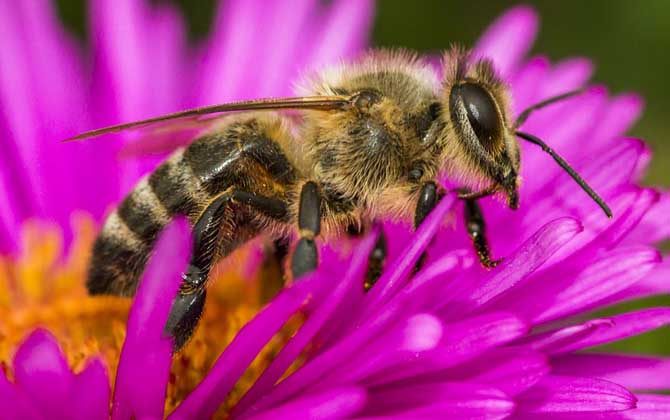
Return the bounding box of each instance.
[436,47,520,208]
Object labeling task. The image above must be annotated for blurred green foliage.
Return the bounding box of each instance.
[54,0,668,354]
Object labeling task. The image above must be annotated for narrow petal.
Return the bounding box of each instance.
[518,318,614,354]
[113,218,191,420]
[246,387,367,420]
[624,191,670,246]
[602,263,670,307]
[510,55,550,114]
[491,245,660,325]
[623,394,670,420]
[473,5,538,77]
[365,382,514,419]
[246,297,409,414]
[592,94,644,147]
[12,329,74,418]
[516,375,637,413]
[172,279,315,419]
[440,348,550,397]
[363,313,529,385]
[550,307,670,352]
[362,194,456,315]
[69,358,111,420]
[235,232,377,413]
[319,313,444,386]
[552,354,670,392]
[0,368,43,419]
[466,218,582,308]
[303,0,375,70]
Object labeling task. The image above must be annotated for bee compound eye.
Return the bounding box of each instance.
[449,83,502,150]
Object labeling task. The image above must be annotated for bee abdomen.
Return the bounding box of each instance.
[87,168,195,296]
[87,212,153,296]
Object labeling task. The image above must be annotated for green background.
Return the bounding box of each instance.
[56,0,669,354]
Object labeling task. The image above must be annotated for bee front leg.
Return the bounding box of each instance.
[291,181,322,279]
[463,196,501,269]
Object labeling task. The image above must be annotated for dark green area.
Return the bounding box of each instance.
[54,0,669,354]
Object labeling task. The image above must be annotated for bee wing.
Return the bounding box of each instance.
[63,95,352,142]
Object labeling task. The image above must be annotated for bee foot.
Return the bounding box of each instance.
[164,288,207,351]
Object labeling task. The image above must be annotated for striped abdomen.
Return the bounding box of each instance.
[87,117,298,296]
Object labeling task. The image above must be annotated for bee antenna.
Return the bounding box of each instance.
[515,131,613,218]
[514,89,585,128]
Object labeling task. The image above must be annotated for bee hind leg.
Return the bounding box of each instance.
[165,193,231,351]
[165,190,288,350]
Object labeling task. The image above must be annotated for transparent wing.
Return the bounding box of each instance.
[63,95,352,143]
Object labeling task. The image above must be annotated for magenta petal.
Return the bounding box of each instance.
[303,0,375,70]
[69,358,111,420]
[552,307,670,352]
[552,354,670,392]
[623,394,670,420]
[625,191,670,246]
[113,218,191,420]
[0,369,43,419]
[172,279,315,419]
[319,313,445,386]
[466,217,582,308]
[365,382,514,419]
[362,194,456,314]
[593,94,644,146]
[455,349,550,397]
[235,232,377,414]
[518,318,614,354]
[246,387,367,420]
[473,5,538,77]
[364,312,529,385]
[493,245,661,325]
[516,375,637,413]
[12,329,74,418]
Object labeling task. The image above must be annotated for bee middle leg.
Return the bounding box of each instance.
[291,181,322,279]
[165,190,287,350]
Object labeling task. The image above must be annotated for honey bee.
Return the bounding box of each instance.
[68,48,611,349]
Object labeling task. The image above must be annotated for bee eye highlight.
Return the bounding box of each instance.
[450,83,501,150]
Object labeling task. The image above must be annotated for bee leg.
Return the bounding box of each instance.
[364,231,387,291]
[257,238,290,302]
[165,193,230,351]
[166,191,288,350]
[346,224,388,291]
[463,197,501,269]
[291,181,322,280]
[413,181,442,272]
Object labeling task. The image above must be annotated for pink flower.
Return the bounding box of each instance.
[1,2,668,419]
